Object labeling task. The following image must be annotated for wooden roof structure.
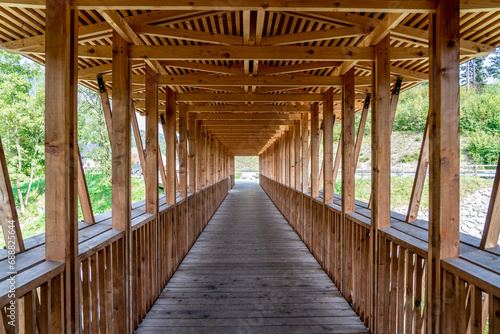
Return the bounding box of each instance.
[0,2,499,155]
[1,1,500,333]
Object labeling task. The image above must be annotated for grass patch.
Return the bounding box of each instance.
[1,174,146,248]
[348,176,494,210]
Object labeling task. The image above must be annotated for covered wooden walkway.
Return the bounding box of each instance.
[137,180,368,333]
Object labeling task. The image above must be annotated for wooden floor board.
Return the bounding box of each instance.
[136,181,368,333]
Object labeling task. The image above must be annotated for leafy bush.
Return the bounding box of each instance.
[392,84,428,132]
[399,151,420,163]
[466,131,500,165]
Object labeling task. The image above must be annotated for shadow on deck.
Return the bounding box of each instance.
[136,181,368,333]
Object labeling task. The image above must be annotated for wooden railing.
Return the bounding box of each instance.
[260,175,500,334]
[0,177,230,333]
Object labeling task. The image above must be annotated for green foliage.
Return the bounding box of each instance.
[460,84,500,164]
[392,83,428,132]
[0,174,146,248]
[0,51,45,213]
[235,156,259,171]
[78,86,112,179]
[399,151,420,163]
[466,132,500,165]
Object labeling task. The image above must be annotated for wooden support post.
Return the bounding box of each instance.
[427,1,460,331]
[370,34,392,332]
[0,134,25,251]
[188,112,196,194]
[179,103,188,198]
[302,113,309,192]
[111,30,132,332]
[311,103,320,198]
[96,74,113,143]
[324,88,334,204]
[77,148,95,224]
[163,88,176,205]
[342,69,355,210]
[145,64,158,213]
[480,155,500,249]
[45,1,79,330]
[131,108,145,173]
[285,130,290,186]
[210,136,215,184]
[406,114,430,223]
[295,120,301,190]
[201,128,207,188]
[196,120,202,191]
[354,94,371,168]
[289,127,295,188]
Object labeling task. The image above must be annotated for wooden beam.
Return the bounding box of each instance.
[162,88,176,205]
[0,134,24,252]
[290,127,295,188]
[133,24,242,46]
[76,148,95,224]
[311,103,320,198]
[179,102,188,198]
[71,0,438,12]
[188,113,196,194]
[323,88,334,204]
[195,113,301,120]
[96,75,113,143]
[187,105,312,113]
[99,10,167,76]
[406,114,430,223]
[145,65,158,213]
[131,108,146,172]
[44,2,80,331]
[201,120,295,126]
[354,94,371,167]
[210,136,215,184]
[294,120,301,190]
[258,61,341,75]
[341,69,355,211]
[196,120,202,191]
[160,60,243,76]
[427,1,460,331]
[302,112,309,193]
[332,136,342,190]
[480,154,500,249]
[177,93,324,103]
[333,13,407,76]
[262,26,365,46]
[158,73,344,87]
[285,130,290,186]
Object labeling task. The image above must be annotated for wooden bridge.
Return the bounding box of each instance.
[0,1,500,333]
[137,181,368,333]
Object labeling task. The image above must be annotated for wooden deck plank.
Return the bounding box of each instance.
[137,181,367,333]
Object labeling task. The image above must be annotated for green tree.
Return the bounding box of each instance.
[77,85,112,179]
[0,51,44,213]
